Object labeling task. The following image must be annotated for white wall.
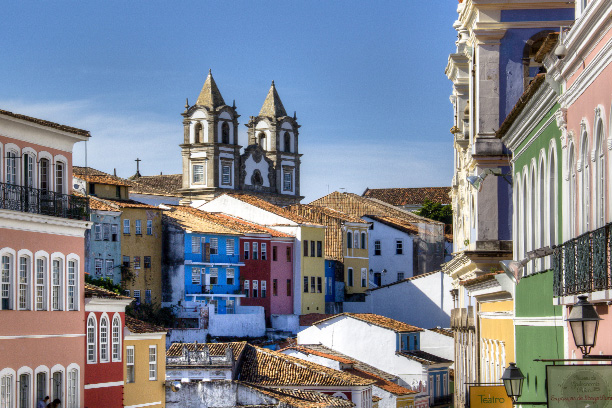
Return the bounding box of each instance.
[417,330,454,361]
[208,305,266,337]
[270,314,299,334]
[343,271,452,329]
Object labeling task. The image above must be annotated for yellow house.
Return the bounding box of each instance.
[124,315,167,408]
[299,224,326,314]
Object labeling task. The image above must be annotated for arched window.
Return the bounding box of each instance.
[24,154,34,189]
[522,173,528,266]
[549,150,557,248]
[361,232,367,249]
[67,260,77,311]
[222,122,230,144]
[18,256,30,310]
[568,144,577,238]
[1,372,13,408]
[35,258,47,311]
[6,150,17,185]
[194,123,203,144]
[284,132,291,153]
[580,132,590,233]
[514,177,522,263]
[39,158,49,192]
[530,169,536,274]
[51,259,62,311]
[112,315,121,362]
[18,373,29,408]
[100,316,109,362]
[67,369,78,408]
[347,232,353,249]
[55,161,64,194]
[538,159,546,271]
[258,132,266,150]
[87,314,97,363]
[594,120,606,228]
[1,254,13,310]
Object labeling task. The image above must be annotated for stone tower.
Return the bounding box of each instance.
[179,70,241,204]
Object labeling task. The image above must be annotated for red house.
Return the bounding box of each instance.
[84,284,132,408]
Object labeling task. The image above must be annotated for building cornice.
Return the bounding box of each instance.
[0,209,91,237]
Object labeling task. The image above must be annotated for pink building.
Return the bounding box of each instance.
[0,109,91,407]
[548,0,612,358]
[269,239,294,316]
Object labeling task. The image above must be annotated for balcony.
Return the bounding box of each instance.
[432,395,453,406]
[0,182,89,221]
[553,223,612,297]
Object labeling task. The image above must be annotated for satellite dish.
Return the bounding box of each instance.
[73,184,80,189]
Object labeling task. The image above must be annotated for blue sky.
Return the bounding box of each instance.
[1,1,459,202]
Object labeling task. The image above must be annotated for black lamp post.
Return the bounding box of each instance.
[567,295,602,357]
[501,363,525,403]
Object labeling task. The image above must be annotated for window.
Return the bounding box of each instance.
[310,242,315,257]
[36,372,46,404]
[94,224,102,240]
[311,277,316,293]
[252,242,259,260]
[317,241,322,257]
[67,369,78,408]
[252,280,258,298]
[261,243,267,260]
[192,236,201,253]
[55,162,64,194]
[226,239,235,255]
[354,232,359,249]
[40,158,49,191]
[397,272,405,281]
[303,276,308,293]
[261,280,267,298]
[100,316,109,362]
[192,164,204,184]
[134,290,141,304]
[361,232,366,249]
[5,151,17,185]
[135,220,142,235]
[395,239,403,255]
[145,290,151,304]
[25,154,34,188]
[222,122,230,144]
[123,219,130,234]
[18,256,30,310]
[146,220,153,235]
[273,279,278,296]
[1,255,11,310]
[18,373,29,408]
[103,223,111,241]
[226,299,235,314]
[95,258,103,275]
[303,240,308,256]
[68,260,77,310]
[192,268,201,284]
[210,238,218,255]
[283,132,291,153]
[361,268,367,287]
[122,256,130,268]
[111,224,118,241]
[283,170,292,191]
[273,246,278,261]
[317,277,322,293]
[112,315,121,361]
[348,268,354,287]
[134,256,140,269]
[52,372,61,401]
[116,185,121,198]
[258,132,266,148]
[226,268,235,285]
[124,290,130,297]
[244,280,250,297]
[244,242,250,260]
[52,259,62,310]
[221,164,231,185]
[126,346,135,383]
[105,259,114,276]
[347,232,353,249]
[1,374,12,408]
[286,247,291,262]
[35,258,46,310]
[87,314,97,363]
[374,240,381,256]
[287,279,291,296]
[209,268,218,285]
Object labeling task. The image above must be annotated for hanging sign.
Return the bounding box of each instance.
[547,365,612,408]
[469,385,512,408]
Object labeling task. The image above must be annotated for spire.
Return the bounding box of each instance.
[196,70,226,109]
[259,80,287,118]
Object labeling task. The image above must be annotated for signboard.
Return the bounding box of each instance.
[547,365,612,408]
[469,385,512,408]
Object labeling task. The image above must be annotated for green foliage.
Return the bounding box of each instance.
[85,274,122,294]
[415,199,453,225]
[126,302,176,328]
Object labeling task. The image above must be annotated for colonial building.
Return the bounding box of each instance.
[178,71,302,206]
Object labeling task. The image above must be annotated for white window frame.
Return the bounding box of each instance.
[126,346,135,383]
[87,313,97,363]
[192,267,201,285]
[105,259,114,276]
[35,257,47,311]
[192,236,201,253]
[244,242,250,260]
[1,254,13,310]
[244,280,250,296]
[209,268,218,285]
[283,170,292,191]
[145,289,151,304]
[51,259,62,311]
[210,238,218,255]
[261,280,267,298]
[123,219,130,234]
[112,314,121,362]
[67,368,78,408]
[67,259,77,311]
[146,219,153,235]
[253,242,258,260]
[226,238,234,255]
[395,239,403,255]
[221,164,231,185]
[18,256,30,310]
[94,258,103,276]
[99,315,109,362]
[135,220,142,235]
[134,290,141,303]
[149,345,157,380]
[192,163,205,184]
[226,268,235,285]
[103,223,110,241]
[55,161,65,194]
[1,372,13,408]
[253,280,259,298]
[94,224,102,240]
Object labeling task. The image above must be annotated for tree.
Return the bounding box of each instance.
[415,199,453,225]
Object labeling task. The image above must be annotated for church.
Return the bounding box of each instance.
[177,70,303,206]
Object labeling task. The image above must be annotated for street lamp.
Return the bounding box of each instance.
[466,168,512,192]
[501,363,525,403]
[567,295,602,357]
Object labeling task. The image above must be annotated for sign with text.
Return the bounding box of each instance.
[547,365,612,408]
[469,385,512,408]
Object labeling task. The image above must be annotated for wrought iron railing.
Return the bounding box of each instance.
[0,182,89,221]
[553,222,612,296]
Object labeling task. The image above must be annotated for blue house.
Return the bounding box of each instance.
[86,196,122,284]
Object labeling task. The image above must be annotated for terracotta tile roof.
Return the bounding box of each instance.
[127,174,183,196]
[125,315,166,334]
[364,215,420,236]
[427,327,453,338]
[214,213,294,237]
[226,193,317,225]
[73,166,131,187]
[299,313,334,327]
[459,272,501,287]
[311,313,423,333]
[372,396,382,403]
[309,192,442,226]
[345,368,416,396]
[101,198,160,210]
[84,283,131,299]
[279,346,355,365]
[368,270,440,292]
[397,350,452,365]
[362,187,451,206]
[287,205,366,262]
[534,32,560,63]
[496,74,546,139]
[240,383,355,408]
[0,109,90,137]
[259,81,287,118]
[87,195,121,212]
[196,70,226,109]
[166,341,247,360]
[238,344,375,387]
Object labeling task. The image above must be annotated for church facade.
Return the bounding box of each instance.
[178,71,303,207]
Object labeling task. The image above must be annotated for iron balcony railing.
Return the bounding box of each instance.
[553,222,612,297]
[0,182,89,221]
